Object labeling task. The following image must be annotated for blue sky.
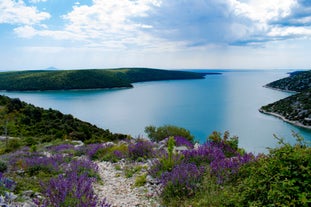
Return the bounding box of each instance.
[0,0,311,70]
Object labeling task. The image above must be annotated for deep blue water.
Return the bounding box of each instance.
[2,70,311,153]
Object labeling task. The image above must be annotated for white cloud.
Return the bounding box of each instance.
[229,0,294,23]
[0,0,50,25]
[29,0,47,3]
[12,0,166,49]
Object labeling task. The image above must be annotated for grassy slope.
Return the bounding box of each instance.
[261,70,311,128]
[0,68,205,91]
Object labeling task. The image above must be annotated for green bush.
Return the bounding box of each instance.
[134,173,147,187]
[145,125,194,142]
[4,138,21,153]
[228,136,311,206]
[0,160,7,173]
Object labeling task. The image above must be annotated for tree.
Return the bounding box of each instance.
[144,125,194,143]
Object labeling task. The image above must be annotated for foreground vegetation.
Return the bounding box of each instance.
[0,128,310,206]
[0,68,206,91]
[0,95,310,206]
[261,70,311,128]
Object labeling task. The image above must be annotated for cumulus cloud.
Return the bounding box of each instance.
[4,0,311,49]
[0,0,50,25]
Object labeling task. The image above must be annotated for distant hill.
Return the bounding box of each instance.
[0,95,126,143]
[265,70,311,92]
[260,70,311,129]
[0,68,205,91]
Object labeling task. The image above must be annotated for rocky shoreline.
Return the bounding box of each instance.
[259,108,311,130]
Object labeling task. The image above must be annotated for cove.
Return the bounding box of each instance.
[2,70,311,153]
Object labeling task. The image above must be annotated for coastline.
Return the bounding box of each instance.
[259,108,311,130]
[263,85,298,94]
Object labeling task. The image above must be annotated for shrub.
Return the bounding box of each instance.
[39,172,106,207]
[208,131,239,157]
[0,161,7,173]
[0,173,16,192]
[228,137,311,206]
[210,152,256,184]
[134,173,147,187]
[145,125,194,143]
[4,139,21,153]
[182,143,225,167]
[160,163,205,202]
[128,139,155,160]
[174,136,194,149]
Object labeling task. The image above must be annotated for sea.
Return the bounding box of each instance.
[2,70,311,153]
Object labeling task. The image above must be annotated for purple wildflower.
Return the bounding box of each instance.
[174,136,194,149]
[40,172,99,207]
[47,144,75,153]
[210,152,256,183]
[160,163,205,197]
[128,140,155,160]
[0,172,16,191]
[182,143,226,166]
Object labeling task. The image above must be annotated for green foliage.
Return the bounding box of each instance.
[134,173,147,187]
[167,136,175,168]
[0,160,7,173]
[266,70,311,92]
[260,89,311,127]
[4,139,21,153]
[0,68,205,91]
[262,70,311,128]
[227,135,311,206]
[124,165,143,178]
[144,125,194,142]
[0,95,126,143]
[93,144,128,162]
[163,171,230,207]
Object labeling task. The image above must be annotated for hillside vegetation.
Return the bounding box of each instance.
[0,68,205,91]
[0,95,126,146]
[266,70,311,92]
[261,70,311,128]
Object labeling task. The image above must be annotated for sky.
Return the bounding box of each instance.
[0,0,311,70]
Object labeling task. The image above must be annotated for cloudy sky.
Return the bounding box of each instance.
[1,0,311,70]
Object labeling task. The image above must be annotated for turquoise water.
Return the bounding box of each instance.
[2,70,311,153]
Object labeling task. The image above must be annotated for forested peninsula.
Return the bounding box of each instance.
[0,68,206,91]
[260,70,311,129]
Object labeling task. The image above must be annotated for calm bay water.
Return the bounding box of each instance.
[2,70,311,153]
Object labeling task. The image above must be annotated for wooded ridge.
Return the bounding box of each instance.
[0,68,206,91]
[260,70,311,128]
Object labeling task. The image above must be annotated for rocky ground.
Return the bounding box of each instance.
[95,161,161,207]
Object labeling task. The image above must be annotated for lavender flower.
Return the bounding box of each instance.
[0,173,16,191]
[40,172,99,207]
[160,163,205,198]
[174,136,194,149]
[47,144,75,153]
[210,152,256,183]
[128,140,155,160]
[182,143,226,166]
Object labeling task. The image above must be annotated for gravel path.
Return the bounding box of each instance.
[94,161,161,207]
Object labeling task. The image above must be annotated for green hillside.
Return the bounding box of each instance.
[266,70,311,92]
[0,95,126,143]
[260,89,311,128]
[261,70,311,129]
[0,68,205,91]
